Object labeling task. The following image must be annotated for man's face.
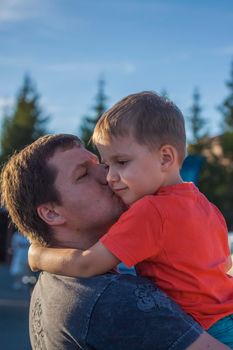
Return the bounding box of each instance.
[48,144,126,240]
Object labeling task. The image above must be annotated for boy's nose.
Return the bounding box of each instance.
[106,167,119,185]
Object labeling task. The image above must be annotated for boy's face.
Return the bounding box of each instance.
[97,134,166,205]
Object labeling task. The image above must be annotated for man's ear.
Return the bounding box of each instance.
[159,145,177,170]
[37,203,66,226]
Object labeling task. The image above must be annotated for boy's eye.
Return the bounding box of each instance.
[117,160,128,166]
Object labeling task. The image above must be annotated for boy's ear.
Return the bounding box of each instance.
[37,203,66,226]
[159,145,177,170]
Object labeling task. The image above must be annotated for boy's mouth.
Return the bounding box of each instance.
[113,187,128,193]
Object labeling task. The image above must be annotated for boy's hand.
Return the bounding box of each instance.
[28,241,120,277]
[28,243,43,272]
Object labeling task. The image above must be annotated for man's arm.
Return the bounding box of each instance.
[187,332,229,349]
[28,241,120,277]
[86,275,230,350]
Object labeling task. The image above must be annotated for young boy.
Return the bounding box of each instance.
[30,92,233,347]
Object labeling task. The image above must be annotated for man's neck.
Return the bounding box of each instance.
[51,227,104,250]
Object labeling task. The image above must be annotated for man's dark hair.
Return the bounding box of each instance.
[0,134,82,245]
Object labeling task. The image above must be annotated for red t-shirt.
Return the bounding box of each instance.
[100,182,233,329]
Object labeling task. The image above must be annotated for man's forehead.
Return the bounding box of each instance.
[48,144,94,171]
[48,144,88,167]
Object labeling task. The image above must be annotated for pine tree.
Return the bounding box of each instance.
[218,59,233,161]
[80,78,107,153]
[185,64,233,230]
[219,60,233,131]
[188,87,207,143]
[189,66,233,230]
[0,74,49,165]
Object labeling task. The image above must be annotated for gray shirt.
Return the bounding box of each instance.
[30,272,203,350]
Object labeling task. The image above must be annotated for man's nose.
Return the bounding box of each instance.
[92,163,108,185]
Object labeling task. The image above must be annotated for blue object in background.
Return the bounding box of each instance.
[118,262,136,275]
[180,155,204,185]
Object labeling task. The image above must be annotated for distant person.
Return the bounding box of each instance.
[10,230,30,290]
[1,134,228,349]
[30,92,233,348]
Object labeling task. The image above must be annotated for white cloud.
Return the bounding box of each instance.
[0,96,14,110]
[0,97,14,126]
[40,97,61,115]
[215,45,233,56]
[0,0,38,23]
[0,55,33,68]
[161,51,191,64]
[0,57,136,76]
[160,45,233,64]
[47,61,136,74]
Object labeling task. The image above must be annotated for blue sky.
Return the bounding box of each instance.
[0,0,233,140]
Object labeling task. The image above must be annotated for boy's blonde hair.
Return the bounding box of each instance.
[92,91,186,164]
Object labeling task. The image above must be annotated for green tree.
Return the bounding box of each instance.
[219,60,233,131]
[188,87,207,144]
[214,60,233,229]
[221,131,233,162]
[188,62,233,230]
[0,74,49,165]
[80,78,107,153]
[197,139,233,230]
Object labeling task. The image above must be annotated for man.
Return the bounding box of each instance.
[0,134,229,349]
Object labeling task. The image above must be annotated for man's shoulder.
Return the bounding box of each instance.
[30,272,129,349]
[30,271,147,315]
[30,271,159,313]
[33,271,148,296]
[36,270,140,288]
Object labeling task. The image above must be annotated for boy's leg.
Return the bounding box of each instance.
[207,315,233,348]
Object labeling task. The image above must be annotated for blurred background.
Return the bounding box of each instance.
[0,1,233,349]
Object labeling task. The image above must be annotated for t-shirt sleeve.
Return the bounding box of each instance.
[100,197,164,267]
[87,275,203,350]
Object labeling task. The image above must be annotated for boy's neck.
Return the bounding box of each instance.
[162,171,183,188]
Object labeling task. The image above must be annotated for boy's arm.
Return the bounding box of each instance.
[28,242,120,277]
